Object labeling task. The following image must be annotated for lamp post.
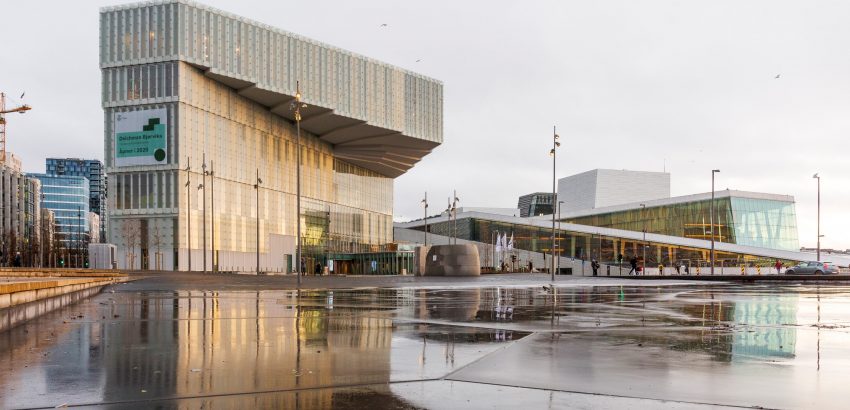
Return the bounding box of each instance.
[199,154,207,274]
[184,158,191,271]
[710,169,719,275]
[549,126,560,282]
[39,193,44,267]
[640,203,646,275]
[452,191,459,245]
[813,173,820,261]
[557,200,564,275]
[291,81,307,285]
[421,193,428,246]
[207,160,215,272]
[254,168,263,275]
[77,205,82,268]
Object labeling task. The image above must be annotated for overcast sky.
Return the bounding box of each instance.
[1,0,848,249]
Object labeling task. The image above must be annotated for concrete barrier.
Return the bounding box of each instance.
[424,244,481,277]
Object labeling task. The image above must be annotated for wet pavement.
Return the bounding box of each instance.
[1,273,849,409]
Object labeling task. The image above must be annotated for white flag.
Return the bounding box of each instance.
[501,233,508,251]
[495,233,502,252]
[508,233,514,250]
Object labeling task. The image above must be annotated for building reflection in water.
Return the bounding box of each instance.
[731,294,798,360]
[96,289,397,408]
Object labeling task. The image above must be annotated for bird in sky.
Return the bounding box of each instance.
[380,23,388,28]
[775,74,781,79]
[416,59,421,63]
[19,92,25,99]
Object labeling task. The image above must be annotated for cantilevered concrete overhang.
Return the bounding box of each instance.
[202,66,440,178]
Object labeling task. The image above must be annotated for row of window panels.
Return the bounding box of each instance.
[100,5,442,141]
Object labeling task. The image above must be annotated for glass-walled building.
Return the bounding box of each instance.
[100,1,442,271]
[559,191,799,252]
[45,158,106,242]
[29,174,90,249]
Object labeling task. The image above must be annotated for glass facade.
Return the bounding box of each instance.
[45,158,106,242]
[100,2,441,271]
[418,217,798,269]
[29,174,90,247]
[563,197,799,252]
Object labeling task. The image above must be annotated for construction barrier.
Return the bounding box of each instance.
[757,265,761,275]
[740,265,746,275]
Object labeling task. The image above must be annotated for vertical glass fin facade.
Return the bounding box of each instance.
[101,1,442,271]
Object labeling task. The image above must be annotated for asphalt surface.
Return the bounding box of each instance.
[1,273,848,409]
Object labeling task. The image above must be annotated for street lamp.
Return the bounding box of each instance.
[549,126,560,282]
[207,160,216,272]
[184,158,191,271]
[254,168,263,275]
[813,173,821,261]
[200,153,207,274]
[421,193,428,246]
[711,169,720,275]
[291,81,307,285]
[640,203,646,275]
[452,191,460,244]
[557,200,564,275]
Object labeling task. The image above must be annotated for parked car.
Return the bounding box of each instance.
[785,261,839,275]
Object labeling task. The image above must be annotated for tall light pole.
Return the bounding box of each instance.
[813,173,821,261]
[710,169,719,275]
[39,193,44,267]
[557,200,564,275]
[549,126,560,282]
[200,153,207,274]
[421,193,428,246]
[291,81,307,285]
[254,168,263,275]
[452,191,459,244]
[184,158,191,271]
[640,203,646,275]
[77,205,82,268]
[208,160,215,272]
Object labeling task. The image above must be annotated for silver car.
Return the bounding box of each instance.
[785,261,839,275]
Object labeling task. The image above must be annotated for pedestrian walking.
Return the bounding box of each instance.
[775,260,782,275]
[591,259,600,276]
[628,256,638,275]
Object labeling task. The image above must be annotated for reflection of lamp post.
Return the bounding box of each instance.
[421,193,428,246]
[254,168,263,275]
[290,81,307,284]
[813,173,821,261]
[549,126,560,282]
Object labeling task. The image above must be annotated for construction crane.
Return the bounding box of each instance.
[0,92,32,163]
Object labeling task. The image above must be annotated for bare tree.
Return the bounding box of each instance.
[121,219,141,269]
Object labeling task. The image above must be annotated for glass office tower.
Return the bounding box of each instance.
[29,174,90,249]
[100,1,442,271]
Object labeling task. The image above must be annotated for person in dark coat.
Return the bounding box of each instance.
[628,256,638,275]
[591,259,600,276]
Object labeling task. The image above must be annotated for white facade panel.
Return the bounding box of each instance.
[558,169,670,213]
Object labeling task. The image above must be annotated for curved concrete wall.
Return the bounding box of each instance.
[424,244,480,277]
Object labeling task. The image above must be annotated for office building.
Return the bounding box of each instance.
[29,174,90,252]
[100,1,442,271]
[45,158,107,241]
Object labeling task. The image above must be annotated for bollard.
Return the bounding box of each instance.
[740,265,746,275]
[606,265,610,276]
[696,265,700,276]
[757,265,761,276]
